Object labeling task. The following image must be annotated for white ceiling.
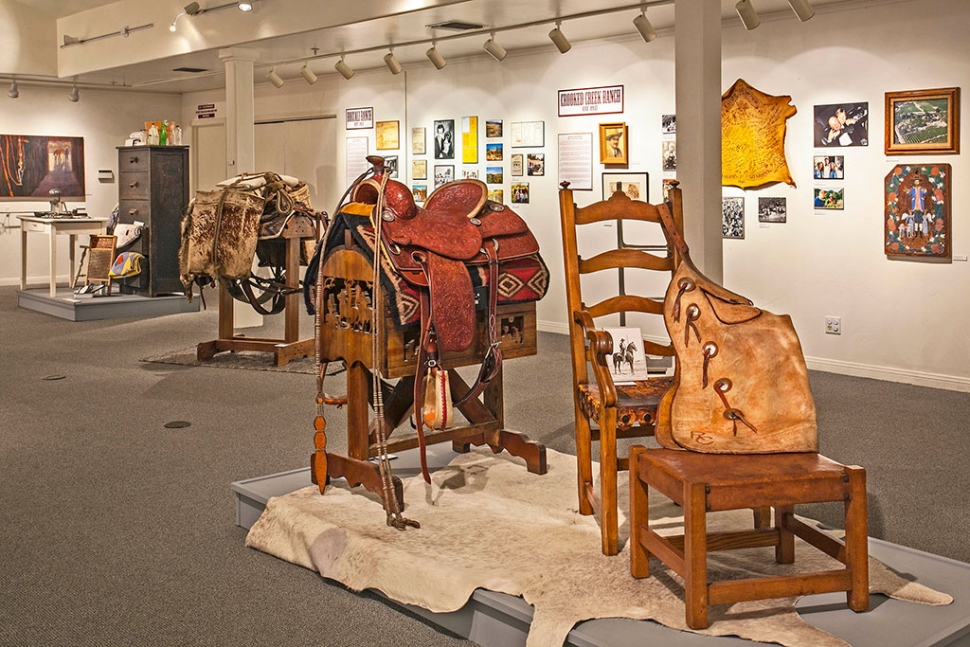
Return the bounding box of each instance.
[11,0,863,94]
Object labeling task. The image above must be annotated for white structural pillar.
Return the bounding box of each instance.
[220,47,258,177]
[674,0,723,283]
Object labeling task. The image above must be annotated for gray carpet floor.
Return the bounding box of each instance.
[1,284,969,646]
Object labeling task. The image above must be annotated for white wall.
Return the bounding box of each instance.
[0,86,182,286]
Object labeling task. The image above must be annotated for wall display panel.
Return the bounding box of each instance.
[884,163,950,258]
[0,135,85,198]
[721,79,796,189]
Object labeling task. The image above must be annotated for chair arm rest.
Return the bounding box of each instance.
[574,310,618,408]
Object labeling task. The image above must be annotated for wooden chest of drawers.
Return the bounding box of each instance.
[117,146,189,296]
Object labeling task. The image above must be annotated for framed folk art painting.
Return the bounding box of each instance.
[885,164,950,258]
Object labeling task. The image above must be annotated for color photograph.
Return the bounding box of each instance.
[813,187,844,210]
[0,135,85,197]
[885,87,960,154]
[814,102,869,147]
[412,184,428,202]
[813,155,844,179]
[487,188,504,204]
[486,143,503,161]
[486,166,503,184]
[486,120,503,138]
[511,182,529,204]
[526,153,544,176]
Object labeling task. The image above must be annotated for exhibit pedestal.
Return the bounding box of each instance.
[232,449,970,647]
[17,287,199,321]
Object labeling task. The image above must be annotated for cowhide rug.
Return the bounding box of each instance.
[246,448,951,647]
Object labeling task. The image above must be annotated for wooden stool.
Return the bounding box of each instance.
[629,446,869,630]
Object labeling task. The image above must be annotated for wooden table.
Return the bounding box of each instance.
[18,216,108,297]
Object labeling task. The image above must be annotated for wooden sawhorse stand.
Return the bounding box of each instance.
[197,219,315,367]
[311,247,547,506]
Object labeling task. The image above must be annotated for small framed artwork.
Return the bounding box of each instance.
[412,185,428,203]
[486,143,503,161]
[814,102,868,147]
[433,119,455,159]
[375,120,400,150]
[662,114,676,135]
[885,164,950,258]
[813,187,843,210]
[511,154,524,176]
[885,87,960,155]
[602,172,648,201]
[758,197,787,223]
[412,159,427,180]
[462,169,479,180]
[486,120,503,138]
[511,182,529,204]
[411,127,426,155]
[813,155,844,179]
[346,107,373,130]
[599,122,628,165]
[662,140,676,171]
[526,153,545,176]
[662,179,677,201]
[433,165,454,189]
[486,166,503,184]
[510,121,545,148]
[487,189,504,204]
[384,155,399,178]
[722,197,745,239]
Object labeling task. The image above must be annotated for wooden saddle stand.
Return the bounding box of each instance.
[309,157,549,525]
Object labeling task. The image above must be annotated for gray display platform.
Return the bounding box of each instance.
[232,450,970,647]
[17,287,199,321]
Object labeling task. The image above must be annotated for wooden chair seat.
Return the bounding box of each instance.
[630,446,869,630]
[577,377,673,432]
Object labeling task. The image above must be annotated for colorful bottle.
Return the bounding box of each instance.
[159,121,168,146]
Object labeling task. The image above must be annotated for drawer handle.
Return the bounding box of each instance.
[129,157,138,164]
[128,209,139,216]
[129,181,139,188]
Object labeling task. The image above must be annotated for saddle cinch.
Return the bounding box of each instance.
[352,157,542,481]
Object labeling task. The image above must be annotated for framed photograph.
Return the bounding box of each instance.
[345,107,373,130]
[599,122,628,165]
[487,188,504,204]
[814,102,869,147]
[885,164,950,258]
[662,139,676,171]
[384,154,399,178]
[885,87,960,155]
[813,187,843,210]
[510,121,544,148]
[511,182,529,204]
[486,120,503,138]
[0,135,85,197]
[433,165,454,189]
[722,196,745,239]
[486,143,503,161]
[375,120,399,150]
[662,179,677,201]
[462,169,479,180]
[412,184,428,203]
[486,166,503,184]
[526,153,545,176]
[602,172,648,201]
[412,159,427,180]
[813,155,844,179]
[758,197,787,223]
[433,119,455,159]
[662,114,676,135]
[510,154,524,176]
[411,127,426,155]
[604,327,650,381]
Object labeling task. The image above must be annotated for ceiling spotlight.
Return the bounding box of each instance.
[184,2,201,14]
[633,9,657,43]
[8,79,19,99]
[787,0,815,22]
[68,80,79,103]
[237,1,253,10]
[266,67,284,88]
[735,0,761,29]
[384,50,402,75]
[426,43,446,70]
[335,57,354,80]
[483,34,507,61]
[299,63,318,85]
[62,34,80,47]
[549,21,571,54]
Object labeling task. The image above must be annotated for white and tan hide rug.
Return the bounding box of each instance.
[246,448,951,647]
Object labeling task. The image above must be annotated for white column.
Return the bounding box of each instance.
[219,47,258,177]
[674,0,723,283]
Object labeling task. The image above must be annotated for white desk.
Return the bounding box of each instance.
[18,216,108,298]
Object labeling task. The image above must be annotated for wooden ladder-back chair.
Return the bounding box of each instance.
[558,181,684,556]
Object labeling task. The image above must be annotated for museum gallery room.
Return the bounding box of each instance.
[2,0,970,645]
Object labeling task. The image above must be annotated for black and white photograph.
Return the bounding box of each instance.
[662,140,677,171]
[722,196,745,239]
[662,114,676,135]
[384,155,398,178]
[604,327,650,381]
[813,155,844,179]
[433,119,455,159]
[527,153,545,176]
[814,102,868,147]
[433,164,454,189]
[758,197,787,223]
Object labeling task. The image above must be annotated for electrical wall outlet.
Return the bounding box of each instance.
[825,316,841,335]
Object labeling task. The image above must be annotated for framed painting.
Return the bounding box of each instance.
[599,122,628,165]
[885,164,950,258]
[602,172,648,201]
[375,120,399,150]
[722,196,744,239]
[885,87,960,155]
[0,135,85,198]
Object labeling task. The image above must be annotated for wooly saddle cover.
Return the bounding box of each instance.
[656,203,818,453]
[352,176,539,353]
